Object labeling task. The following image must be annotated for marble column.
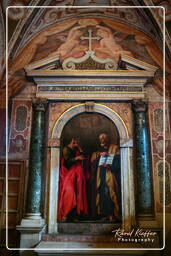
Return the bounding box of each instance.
[26,99,47,219]
[132,100,154,216]
[17,99,47,249]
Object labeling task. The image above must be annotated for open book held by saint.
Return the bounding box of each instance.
[91,133,121,222]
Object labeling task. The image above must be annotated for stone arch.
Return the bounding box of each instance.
[52,103,131,146]
[48,103,134,233]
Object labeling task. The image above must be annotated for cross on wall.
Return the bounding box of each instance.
[80,29,101,52]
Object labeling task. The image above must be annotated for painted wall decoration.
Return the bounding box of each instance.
[154,108,163,133]
[15,105,28,131]
[47,22,133,67]
[0,13,166,110]
[158,161,171,206]
[153,0,171,22]
[149,102,171,213]
[74,0,110,5]
[0,1,170,108]
[2,0,31,20]
[149,102,170,139]
[33,20,153,66]
[5,16,169,104]
[9,99,32,157]
[16,4,142,51]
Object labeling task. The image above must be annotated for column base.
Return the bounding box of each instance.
[138,219,159,228]
[16,214,45,250]
[138,214,159,228]
[25,213,43,220]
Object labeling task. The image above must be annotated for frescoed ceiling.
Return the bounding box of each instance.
[1,0,171,44]
[0,0,171,104]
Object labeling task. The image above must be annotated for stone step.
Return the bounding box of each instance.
[57,222,121,234]
[42,234,116,243]
[35,241,147,256]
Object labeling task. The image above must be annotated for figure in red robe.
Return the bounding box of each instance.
[58,137,88,221]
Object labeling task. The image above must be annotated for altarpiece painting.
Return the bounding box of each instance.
[0,1,170,254]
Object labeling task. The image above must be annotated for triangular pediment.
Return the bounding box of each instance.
[24,54,158,101]
[25,54,158,74]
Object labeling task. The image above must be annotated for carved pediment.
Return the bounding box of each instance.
[25,54,157,73]
[25,24,158,73]
[24,23,158,101]
[24,53,158,101]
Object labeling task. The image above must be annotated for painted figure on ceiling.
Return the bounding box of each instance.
[48,25,88,60]
[48,22,133,64]
[95,25,133,61]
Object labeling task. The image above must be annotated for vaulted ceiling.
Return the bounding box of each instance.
[0,0,171,106]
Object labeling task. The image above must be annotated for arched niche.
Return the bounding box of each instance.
[48,103,134,233]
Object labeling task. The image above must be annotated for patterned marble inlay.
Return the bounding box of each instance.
[154,108,163,133]
[158,161,171,206]
[15,105,27,132]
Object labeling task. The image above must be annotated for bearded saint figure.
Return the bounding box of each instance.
[91,133,121,222]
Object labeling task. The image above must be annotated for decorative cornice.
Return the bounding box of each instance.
[26,69,157,77]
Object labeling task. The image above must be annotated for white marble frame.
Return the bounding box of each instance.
[48,103,135,233]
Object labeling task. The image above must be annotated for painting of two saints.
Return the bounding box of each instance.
[58,113,122,223]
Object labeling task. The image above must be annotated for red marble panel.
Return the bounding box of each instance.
[9,99,32,155]
[152,136,164,158]
[153,154,171,213]
[148,102,170,140]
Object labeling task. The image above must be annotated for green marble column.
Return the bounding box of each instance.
[26,99,47,215]
[133,101,154,216]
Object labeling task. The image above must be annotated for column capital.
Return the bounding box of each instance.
[132,100,148,113]
[32,98,48,112]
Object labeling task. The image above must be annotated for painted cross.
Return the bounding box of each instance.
[80,29,101,53]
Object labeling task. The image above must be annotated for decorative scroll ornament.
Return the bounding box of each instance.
[62,53,118,70]
[62,29,118,70]
[3,0,27,20]
[157,1,171,22]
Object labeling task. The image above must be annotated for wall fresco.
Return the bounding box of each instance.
[149,102,171,213]
[9,99,32,157]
